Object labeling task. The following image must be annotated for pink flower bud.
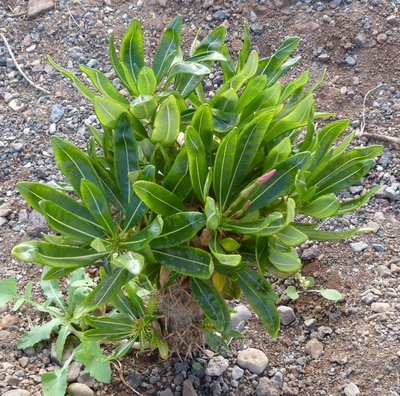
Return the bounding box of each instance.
[256,169,276,185]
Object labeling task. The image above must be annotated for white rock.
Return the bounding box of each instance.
[237,348,268,374]
[305,339,323,359]
[68,383,94,396]
[3,391,30,396]
[344,382,360,396]
[231,365,244,380]
[277,306,296,325]
[231,304,252,330]
[8,99,25,111]
[371,302,390,313]
[205,356,229,377]
[350,242,368,253]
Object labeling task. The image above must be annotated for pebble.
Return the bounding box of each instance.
[68,383,94,396]
[255,377,280,396]
[237,348,268,374]
[205,356,229,377]
[305,339,323,359]
[77,372,95,388]
[2,390,30,396]
[304,318,317,330]
[371,302,390,313]
[50,104,65,123]
[301,246,318,260]
[18,357,29,368]
[159,390,173,396]
[183,379,198,396]
[376,33,387,43]
[231,366,244,380]
[344,382,360,396]
[67,361,82,382]
[27,0,54,19]
[8,99,25,111]
[349,186,363,194]
[277,306,296,325]
[350,242,368,253]
[231,304,252,330]
[345,56,356,66]
[4,92,19,103]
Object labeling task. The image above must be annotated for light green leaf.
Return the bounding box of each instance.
[169,61,210,78]
[93,95,128,128]
[237,75,268,112]
[121,216,163,251]
[133,181,187,216]
[79,65,129,104]
[276,225,308,246]
[229,50,258,91]
[104,339,135,361]
[191,278,231,332]
[337,185,380,215]
[111,252,145,276]
[41,270,64,309]
[286,286,299,300]
[191,104,213,166]
[293,223,374,241]
[137,66,157,95]
[318,288,342,301]
[74,341,111,383]
[301,194,340,218]
[153,16,182,83]
[55,325,71,364]
[205,197,220,231]
[263,137,292,171]
[151,95,180,146]
[151,212,205,249]
[153,246,213,279]
[18,318,62,349]
[41,364,68,396]
[120,18,144,80]
[0,277,17,307]
[208,234,241,267]
[268,237,302,274]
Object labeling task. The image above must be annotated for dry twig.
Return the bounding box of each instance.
[1,33,50,95]
[66,5,80,29]
[111,361,143,396]
[362,132,400,145]
[359,83,383,135]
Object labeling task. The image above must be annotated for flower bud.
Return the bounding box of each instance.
[256,169,276,185]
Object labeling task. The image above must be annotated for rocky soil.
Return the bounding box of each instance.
[0,0,399,395]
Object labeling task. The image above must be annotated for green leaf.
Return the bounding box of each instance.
[268,237,302,274]
[151,95,180,146]
[222,212,283,235]
[153,16,182,83]
[163,149,192,199]
[194,25,226,53]
[205,197,220,231]
[43,267,81,280]
[18,318,62,349]
[229,50,258,91]
[39,201,105,242]
[0,277,17,307]
[41,271,64,309]
[248,152,311,212]
[120,18,144,80]
[79,268,130,313]
[293,223,374,241]
[81,179,114,235]
[191,104,213,167]
[276,225,308,246]
[47,55,95,101]
[237,268,280,336]
[55,325,71,364]
[301,194,340,218]
[51,136,105,198]
[237,23,251,69]
[318,288,342,301]
[79,65,129,104]
[85,313,135,341]
[191,278,231,332]
[121,215,163,250]
[153,246,213,279]
[213,128,238,208]
[224,111,276,206]
[151,212,205,249]
[337,185,380,215]
[266,95,315,142]
[93,95,128,128]
[220,238,240,252]
[188,51,227,63]
[111,252,145,276]
[137,66,157,95]
[130,94,157,120]
[237,75,268,112]
[263,137,292,171]
[74,340,111,383]
[185,126,208,202]
[286,286,299,300]
[169,61,210,78]
[104,339,135,361]
[208,234,242,267]
[133,181,187,216]
[113,113,139,205]
[41,364,68,396]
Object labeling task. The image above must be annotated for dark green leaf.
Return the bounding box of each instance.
[121,215,163,250]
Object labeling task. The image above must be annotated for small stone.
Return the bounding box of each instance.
[372,244,385,252]
[304,318,317,330]
[249,11,257,22]
[231,39,243,52]
[0,217,8,227]
[27,0,54,19]
[2,390,30,396]
[231,304,252,330]
[213,9,230,20]
[376,33,387,43]
[67,361,82,382]
[51,104,65,123]
[87,59,98,68]
[301,245,318,261]
[159,390,173,396]
[354,33,366,46]
[386,15,399,25]
[231,366,244,380]
[8,99,25,111]
[77,372,95,388]
[250,23,264,35]
[371,302,390,313]
[68,383,94,396]
[349,186,363,194]
[237,348,268,375]
[127,368,143,388]
[18,357,29,368]
[305,339,323,359]
[318,53,330,62]
[344,382,360,396]
[158,0,167,6]
[277,306,296,325]
[345,56,356,66]
[331,353,348,365]
[183,379,198,396]
[361,292,376,305]
[4,92,19,103]
[13,143,23,152]
[26,44,37,53]
[384,186,397,200]
[206,356,229,377]
[0,203,12,217]
[350,242,368,253]
[256,377,280,396]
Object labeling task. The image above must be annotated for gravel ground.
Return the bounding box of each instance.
[0,0,399,395]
